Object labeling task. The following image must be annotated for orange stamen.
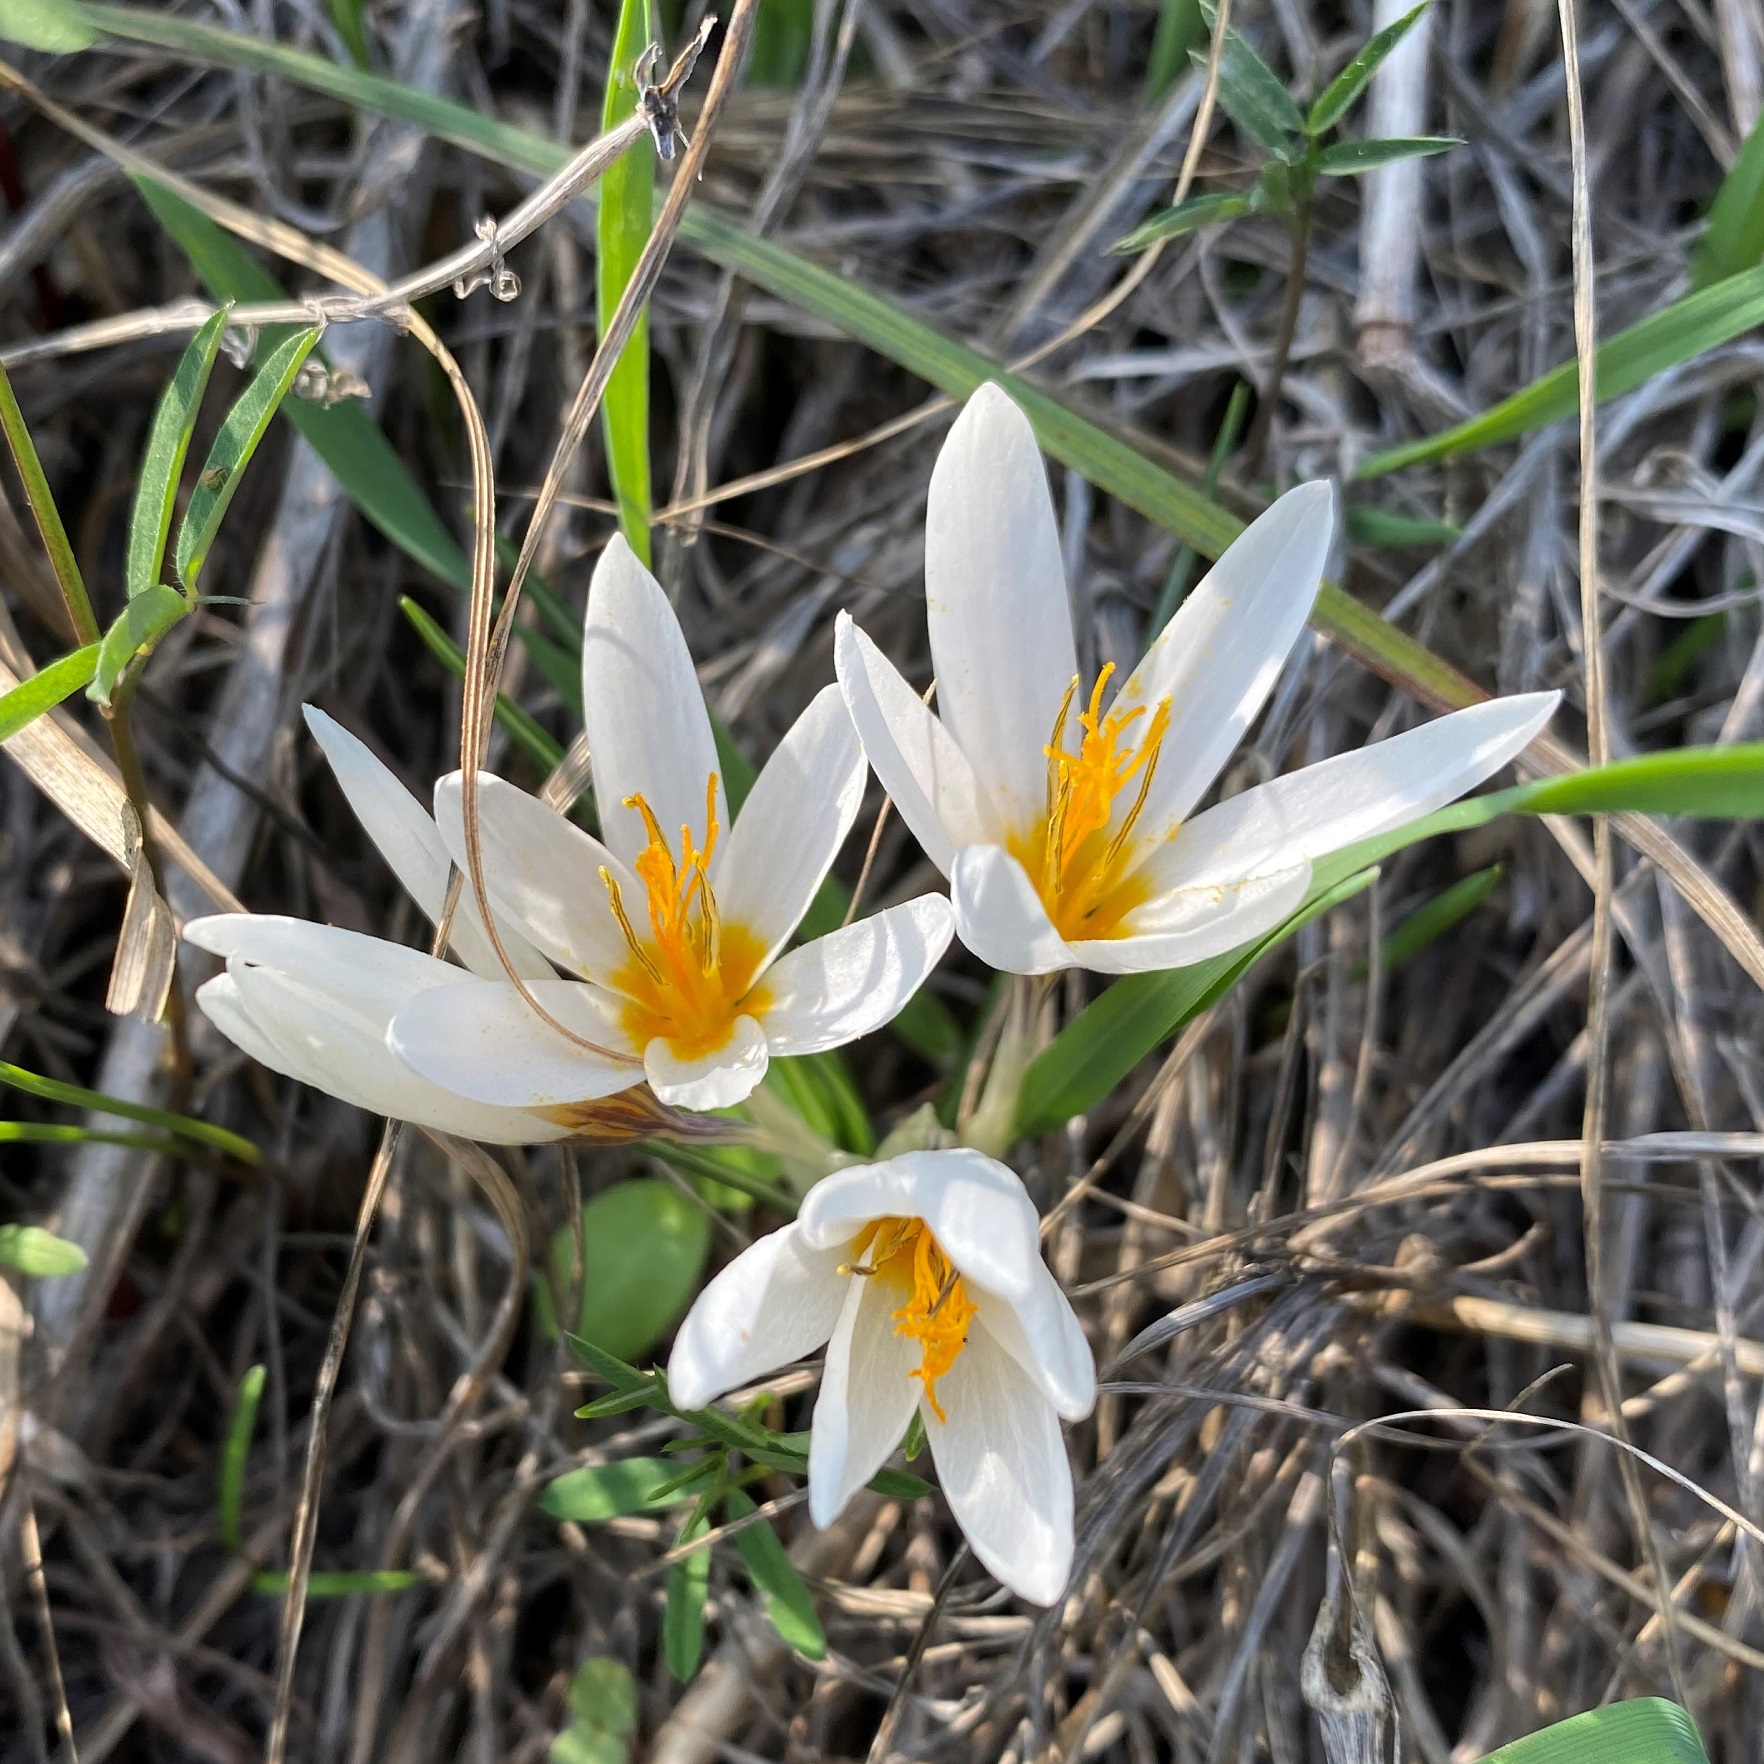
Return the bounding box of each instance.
[849,1217,976,1423]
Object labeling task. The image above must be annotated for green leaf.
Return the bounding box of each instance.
[1377,864,1502,972]
[567,1656,638,1735]
[1359,264,1764,477]
[328,0,369,67]
[1145,0,1205,102]
[1645,611,1726,707]
[0,1223,88,1277]
[725,1488,825,1659]
[0,362,98,644]
[544,1179,711,1364]
[1112,192,1251,254]
[1317,135,1458,174]
[1345,506,1459,547]
[1695,107,1764,289]
[749,0,815,86]
[1306,3,1428,134]
[127,307,230,598]
[174,325,320,592]
[218,1363,264,1554]
[543,1457,708,1521]
[1193,17,1306,158]
[598,0,655,565]
[0,644,98,742]
[1477,1699,1707,1764]
[664,1512,712,1679]
[869,1465,934,1500]
[0,0,95,49]
[253,1569,423,1598]
[763,1053,874,1155]
[0,1121,199,1156]
[0,1055,263,1163]
[87,583,189,708]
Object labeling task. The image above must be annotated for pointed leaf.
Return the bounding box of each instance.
[1112,192,1251,254]
[725,1489,826,1660]
[0,1222,88,1277]
[543,1457,707,1522]
[664,1512,711,1679]
[1695,106,1764,289]
[1193,25,1305,158]
[1377,864,1502,972]
[1306,3,1429,134]
[87,583,189,708]
[0,0,95,50]
[1478,1699,1707,1764]
[0,644,98,742]
[218,1364,265,1554]
[1318,135,1458,174]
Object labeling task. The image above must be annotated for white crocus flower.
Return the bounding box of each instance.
[187,537,954,1127]
[835,384,1561,976]
[668,1148,1095,1606]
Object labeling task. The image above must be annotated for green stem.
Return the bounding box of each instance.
[1242,194,1315,475]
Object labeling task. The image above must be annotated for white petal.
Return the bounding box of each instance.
[582,536,727,872]
[666,1222,848,1410]
[925,385,1078,829]
[948,845,1073,976]
[833,613,1002,874]
[386,979,639,1107]
[185,913,466,997]
[798,1148,1042,1302]
[1114,482,1334,843]
[194,971,293,1074]
[711,685,865,964]
[808,1269,922,1527]
[304,707,550,982]
[925,1324,1074,1606]
[971,1261,1095,1422]
[643,1014,769,1110]
[1063,864,1312,975]
[760,897,955,1057]
[433,773,639,982]
[1147,692,1561,894]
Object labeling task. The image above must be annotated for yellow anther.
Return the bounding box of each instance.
[847,1217,976,1424]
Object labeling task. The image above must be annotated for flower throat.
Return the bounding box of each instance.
[849,1218,975,1423]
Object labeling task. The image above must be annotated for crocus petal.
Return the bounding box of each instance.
[643,1014,769,1110]
[925,385,1078,829]
[666,1222,848,1411]
[1063,864,1312,975]
[969,1261,1095,1422]
[194,971,296,1075]
[185,913,467,996]
[304,707,550,982]
[711,685,865,965]
[1146,692,1562,895]
[925,1324,1074,1606]
[1113,482,1334,842]
[582,536,727,872]
[760,897,955,1057]
[808,1269,922,1527]
[798,1148,1042,1303]
[948,845,1073,976]
[833,613,1003,874]
[433,773,639,982]
[386,978,639,1107]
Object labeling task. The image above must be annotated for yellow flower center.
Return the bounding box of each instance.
[600,773,768,1061]
[847,1216,976,1423]
[1007,664,1172,941]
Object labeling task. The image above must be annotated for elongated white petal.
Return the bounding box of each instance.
[808,1269,921,1527]
[1064,864,1312,975]
[582,536,727,871]
[926,385,1077,829]
[925,1324,1073,1606]
[433,773,638,982]
[761,897,955,1057]
[833,613,1002,874]
[194,971,294,1074]
[948,845,1073,975]
[304,708,550,981]
[643,1014,769,1110]
[712,685,865,965]
[1147,692,1561,895]
[185,913,467,996]
[970,1262,1095,1422]
[666,1222,848,1410]
[387,978,639,1106]
[798,1148,1042,1303]
[1113,482,1333,842]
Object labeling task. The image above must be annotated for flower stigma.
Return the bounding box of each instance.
[1008,664,1172,940]
[600,773,768,1059]
[845,1217,976,1422]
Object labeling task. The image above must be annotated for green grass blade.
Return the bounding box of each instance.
[1306,2,1428,134]
[1478,1699,1707,1764]
[0,1055,263,1163]
[253,1569,423,1598]
[0,643,98,742]
[328,0,369,67]
[1359,264,1764,477]
[0,1120,197,1156]
[598,0,655,565]
[0,360,98,643]
[1145,0,1205,102]
[1695,107,1764,289]
[0,0,95,51]
[664,1512,711,1679]
[1112,192,1250,254]
[725,1488,826,1660]
[218,1363,265,1553]
[1316,135,1457,174]
[1377,864,1502,971]
[173,325,320,592]
[127,306,230,598]
[87,583,188,708]
[0,1222,88,1277]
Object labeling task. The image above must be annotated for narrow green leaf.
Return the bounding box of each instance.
[1193,16,1305,157]
[0,0,95,50]
[598,0,655,565]
[253,1569,423,1598]
[0,1121,198,1156]
[664,1512,711,1679]
[1317,135,1457,174]
[0,1223,88,1277]
[1345,506,1458,547]
[0,643,97,742]
[88,582,189,708]
[725,1489,826,1659]
[1359,264,1764,477]
[763,1053,874,1155]
[218,1363,265,1553]
[126,307,230,599]
[174,325,319,592]
[749,0,815,86]
[1306,3,1428,134]
[1695,107,1764,289]
[1645,611,1726,706]
[1477,1699,1707,1764]
[1377,865,1502,973]
[543,1457,705,1521]
[1112,192,1250,254]
[564,1333,657,1396]
[868,1465,934,1500]
[1145,0,1205,102]
[0,362,98,643]
[328,0,369,67]
[0,1055,263,1163]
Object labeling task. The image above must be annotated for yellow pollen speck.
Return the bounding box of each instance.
[848,1217,975,1423]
